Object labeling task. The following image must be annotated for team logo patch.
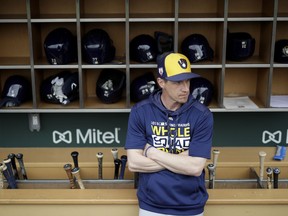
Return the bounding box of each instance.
[178,58,187,69]
[282,46,288,57]
[158,67,164,76]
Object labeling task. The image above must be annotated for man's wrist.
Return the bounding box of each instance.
[144,145,154,157]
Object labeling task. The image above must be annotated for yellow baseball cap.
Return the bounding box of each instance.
[157,52,199,81]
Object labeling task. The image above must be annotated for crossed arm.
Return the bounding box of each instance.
[127,144,207,177]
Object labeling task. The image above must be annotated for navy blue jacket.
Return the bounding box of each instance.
[125,90,214,215]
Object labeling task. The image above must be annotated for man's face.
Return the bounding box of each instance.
[160,78,190,104]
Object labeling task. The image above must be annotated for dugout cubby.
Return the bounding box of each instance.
[0,0,288,112]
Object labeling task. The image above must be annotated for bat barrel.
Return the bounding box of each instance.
[71,167,85,189]
[64,163,76,189]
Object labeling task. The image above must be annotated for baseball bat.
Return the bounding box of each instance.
[96,152,104,179]
[119,155,127,179]
[71,151,79,168]
[258,151,266,182]
[0,163,4,189]
[111,148,118,160]
[3,158,17,189]
[273,167,280,189]
[207,163,215,189]
[266,167,273,189]
[15,153,28,180]
[7,153,19,180]
[2,164,17,189]
[134,172,139,189]
[113,158,121,179]
[212,149,220,168]
[71,167,85,189]
[63,163,76,189]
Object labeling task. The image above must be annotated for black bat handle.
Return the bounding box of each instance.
[71,151,79,168]
[2,165,17,189]
[134,172,139,189]
[273,167,280,189]
[114,159,121,179]
[119,155,127,179]
[15,153,28,180]
[8,153,19,180]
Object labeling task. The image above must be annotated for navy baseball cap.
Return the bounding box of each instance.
[157,52,199,81]
[0,75,32,107]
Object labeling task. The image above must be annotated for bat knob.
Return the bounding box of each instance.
[71,151,79,157]
[8,153,15,159]
[96,152,104,158]
[121,155,127,161]
[15,153,23,159]
[273,167,280,175]
[266,167,273,174]
[64,163,72,170]
[71,167,80,174]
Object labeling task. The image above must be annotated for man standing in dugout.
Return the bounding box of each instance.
[125,52,214,216]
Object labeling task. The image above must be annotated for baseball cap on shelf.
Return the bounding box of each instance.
[274,39,288,63]
[0,75,32,108]
[157,52,199,82]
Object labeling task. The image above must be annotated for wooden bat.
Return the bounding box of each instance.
[2,164,17,189]
[113,159,121,179]
[15,153,28,180]
[71,167,85,189]
[207,163,215,189]
[212,149,220,168]
[0,163,4,189]
[273,167,280,189]
[266,167,273,189]
[111,148,118,160]
[119,155,127,179]
[7,153,19,180]
[3,158,17,189]
[63,163,76,189]
[96,152,104,179]
[258,151,266,181]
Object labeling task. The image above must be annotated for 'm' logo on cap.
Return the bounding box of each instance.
[178,59,187,69]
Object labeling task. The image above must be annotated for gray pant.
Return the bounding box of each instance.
[139,208,204,216]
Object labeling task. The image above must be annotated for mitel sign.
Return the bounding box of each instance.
[52,128,121,145]
[262,129,288,144]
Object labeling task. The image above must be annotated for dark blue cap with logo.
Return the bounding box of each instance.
[0,75,32,108]
[181,34,214,63]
